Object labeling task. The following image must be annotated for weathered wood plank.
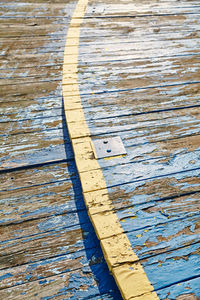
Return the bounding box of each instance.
[157,276,200,299]
[81,82,200,120]
[1,81,199,122]
[94,150,200,189]
[0,129,72,170]
[116,192,200,237]
[0,37,65,49]
[0,181,84,225]
[0,161,83,223]
[0,247,120,297]
[80,17,199,42]
[0,101,62,122]
[78,35,200,58]
[0,249,91,289]
[0,2,75,19]
[0,218,96,269]
[0,115,63,135]
[85,1,200,17]
[0,66,63,84]
[91,134,200,172]
[0,55,64,71]
[108,165,200,208]
[3,36,199,64]
[76,55,200,94]
[2,46,199,89]
[1,239,198,299]
[1,102,199,170]
[108,168,200,209]
[0,15,70,26]
[0,24,67,38]
[141,243,200,291]
[0,260,121,300]
[80,15,200,35]
[88,105,200,141]
[126,214,200,259]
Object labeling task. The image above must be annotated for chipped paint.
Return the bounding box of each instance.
[62,0,160,298]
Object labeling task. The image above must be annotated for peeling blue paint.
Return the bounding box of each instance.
[0,273,13,281]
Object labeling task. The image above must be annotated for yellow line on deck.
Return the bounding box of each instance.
[62,1,159,299]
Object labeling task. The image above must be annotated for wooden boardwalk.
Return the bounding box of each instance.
[0,0,200,299]
[0,1,121,299]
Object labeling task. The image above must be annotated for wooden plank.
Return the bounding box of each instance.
[0,115,63,135]
[67,10,200,67]
[1,174,199,289]
[76,83,199,125]
[0,66,63,84]
[0,0,73,172]
[140,243,200,290]
[0,54,64,71]
[0,249,92,289]
[0,260,121,299]
[126,214,200,258]
[90,134,200,172]
[85,1,200,17]
[1,170,199,270]
[0,37,66,48]
[76,49,200,67]
[0,129,72,170]
[80,15,200,35]
[0,2,76,19]
[108,168,200,209]
[76,55,200,94]
[87,105,200,142]
[0,180,84,225]
[4,36,198,59]
[0,101,62,122]
[80,82,200,120]
[115,192,200,239]
[0,186,84,232]
[0,218,96,269]
[90,149,200,189]
[4,38,199,88]
[0,24,67,37]
[156,276,200,299]
[2,119,199,168]
[0,16,70,26]
[0,162,84,225]
[0,161,76,190]
[1,82,199,122]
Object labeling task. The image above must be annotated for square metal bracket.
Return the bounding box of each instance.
[92,136,127,159]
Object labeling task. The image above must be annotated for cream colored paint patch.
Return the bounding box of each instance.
[62,0,159,299]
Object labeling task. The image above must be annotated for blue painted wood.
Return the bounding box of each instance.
[0,1,122,298]
[157,276,200,299]
[141,243,200,291]
[76,0,200,297]
[0,260,122,299]
[1,0,200,298]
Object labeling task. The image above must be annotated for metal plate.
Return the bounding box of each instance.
[92,136,127,159]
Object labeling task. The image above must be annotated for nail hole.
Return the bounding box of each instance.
[107,149,111,153]
[103,141,108,144]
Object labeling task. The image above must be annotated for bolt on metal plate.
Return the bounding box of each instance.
[92,136,127,159]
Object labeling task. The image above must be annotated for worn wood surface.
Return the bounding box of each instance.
[0,0,122,299]
[1,0,200,299]
[77,0,200,298]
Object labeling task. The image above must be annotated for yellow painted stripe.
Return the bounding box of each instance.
[62,1,159,299]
